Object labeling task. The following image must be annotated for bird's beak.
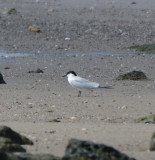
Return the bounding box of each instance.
[62,74,66,77]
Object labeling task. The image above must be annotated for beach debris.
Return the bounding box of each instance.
[7,8,17,14]
[48,119,61,123]
[121,105,127,109]
[70,116,76,120]
[4,67,10,69]
[28,26,40,32]
[135,114,155,124]
[97,104,101,107]
[65,37,71,41]
[81,54,86,57]
[28,102,33,108]
[128,44,155,53]
[48,8,54,12]
[28,68,43,73]
[116,70,148,80]
[51,105,56,108]
[150,132,155,151]
[63,139,136,160]
[0,72,6,84]
[81,128,88,134]
[131,2,136,4]
[81,128,87,131]
[46,110,54,113]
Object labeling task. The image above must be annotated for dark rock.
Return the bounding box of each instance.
[0,139,26,152]
[0,152,16,160]
[150,132,155,151]
[0,73,6,84]
[17,153,61,160]
[116,71,148,80]
[7,8,17,14]
[28,68,44,73]
[135,114,155,124]
[4,67,10,70]
[0,126,33,145]
[0,137,26,152]
[0,152,61,160]
[63,139,136,160]
[129,44,155,53]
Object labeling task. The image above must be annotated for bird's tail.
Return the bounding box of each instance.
[98,86,113,89]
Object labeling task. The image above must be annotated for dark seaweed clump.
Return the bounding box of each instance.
[7,8,17,14]
[129,44,155,53]
[135,114,155,124]
[116,71,148,80]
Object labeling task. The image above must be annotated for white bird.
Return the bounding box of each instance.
[63,71,101,97]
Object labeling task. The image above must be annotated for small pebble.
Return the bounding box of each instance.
[122,105,127,109]
[28,26,40,32]
[51,105,56,108]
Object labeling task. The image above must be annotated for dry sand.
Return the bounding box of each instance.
[0,0,155,160]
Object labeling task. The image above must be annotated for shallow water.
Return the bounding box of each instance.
[0,50,153,59]
[0,50,30,58]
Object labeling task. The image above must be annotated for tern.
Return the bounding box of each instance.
[63,71,102,97]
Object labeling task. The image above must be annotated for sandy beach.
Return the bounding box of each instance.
[0,0,155,160]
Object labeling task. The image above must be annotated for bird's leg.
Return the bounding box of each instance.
[78,91,82,97]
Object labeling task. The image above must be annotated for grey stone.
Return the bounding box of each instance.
[63,139,136,160]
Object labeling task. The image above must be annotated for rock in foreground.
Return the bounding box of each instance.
[116,71,148,80]
[0,137,26,152]
[150,132,155,151]
[0,152,61,160]
[0,126,61,160]
[0,126,33,145]
[0,73,6,84]
[63,139,136,160]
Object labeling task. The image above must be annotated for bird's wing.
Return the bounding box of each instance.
[74,76,90,82]
[71,76,99,89]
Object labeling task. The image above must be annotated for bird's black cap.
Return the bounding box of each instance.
[63,71,77,77]
[66,71,77,76]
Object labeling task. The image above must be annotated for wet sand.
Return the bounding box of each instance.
[0,0,155,160]
[0,53,155,160]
